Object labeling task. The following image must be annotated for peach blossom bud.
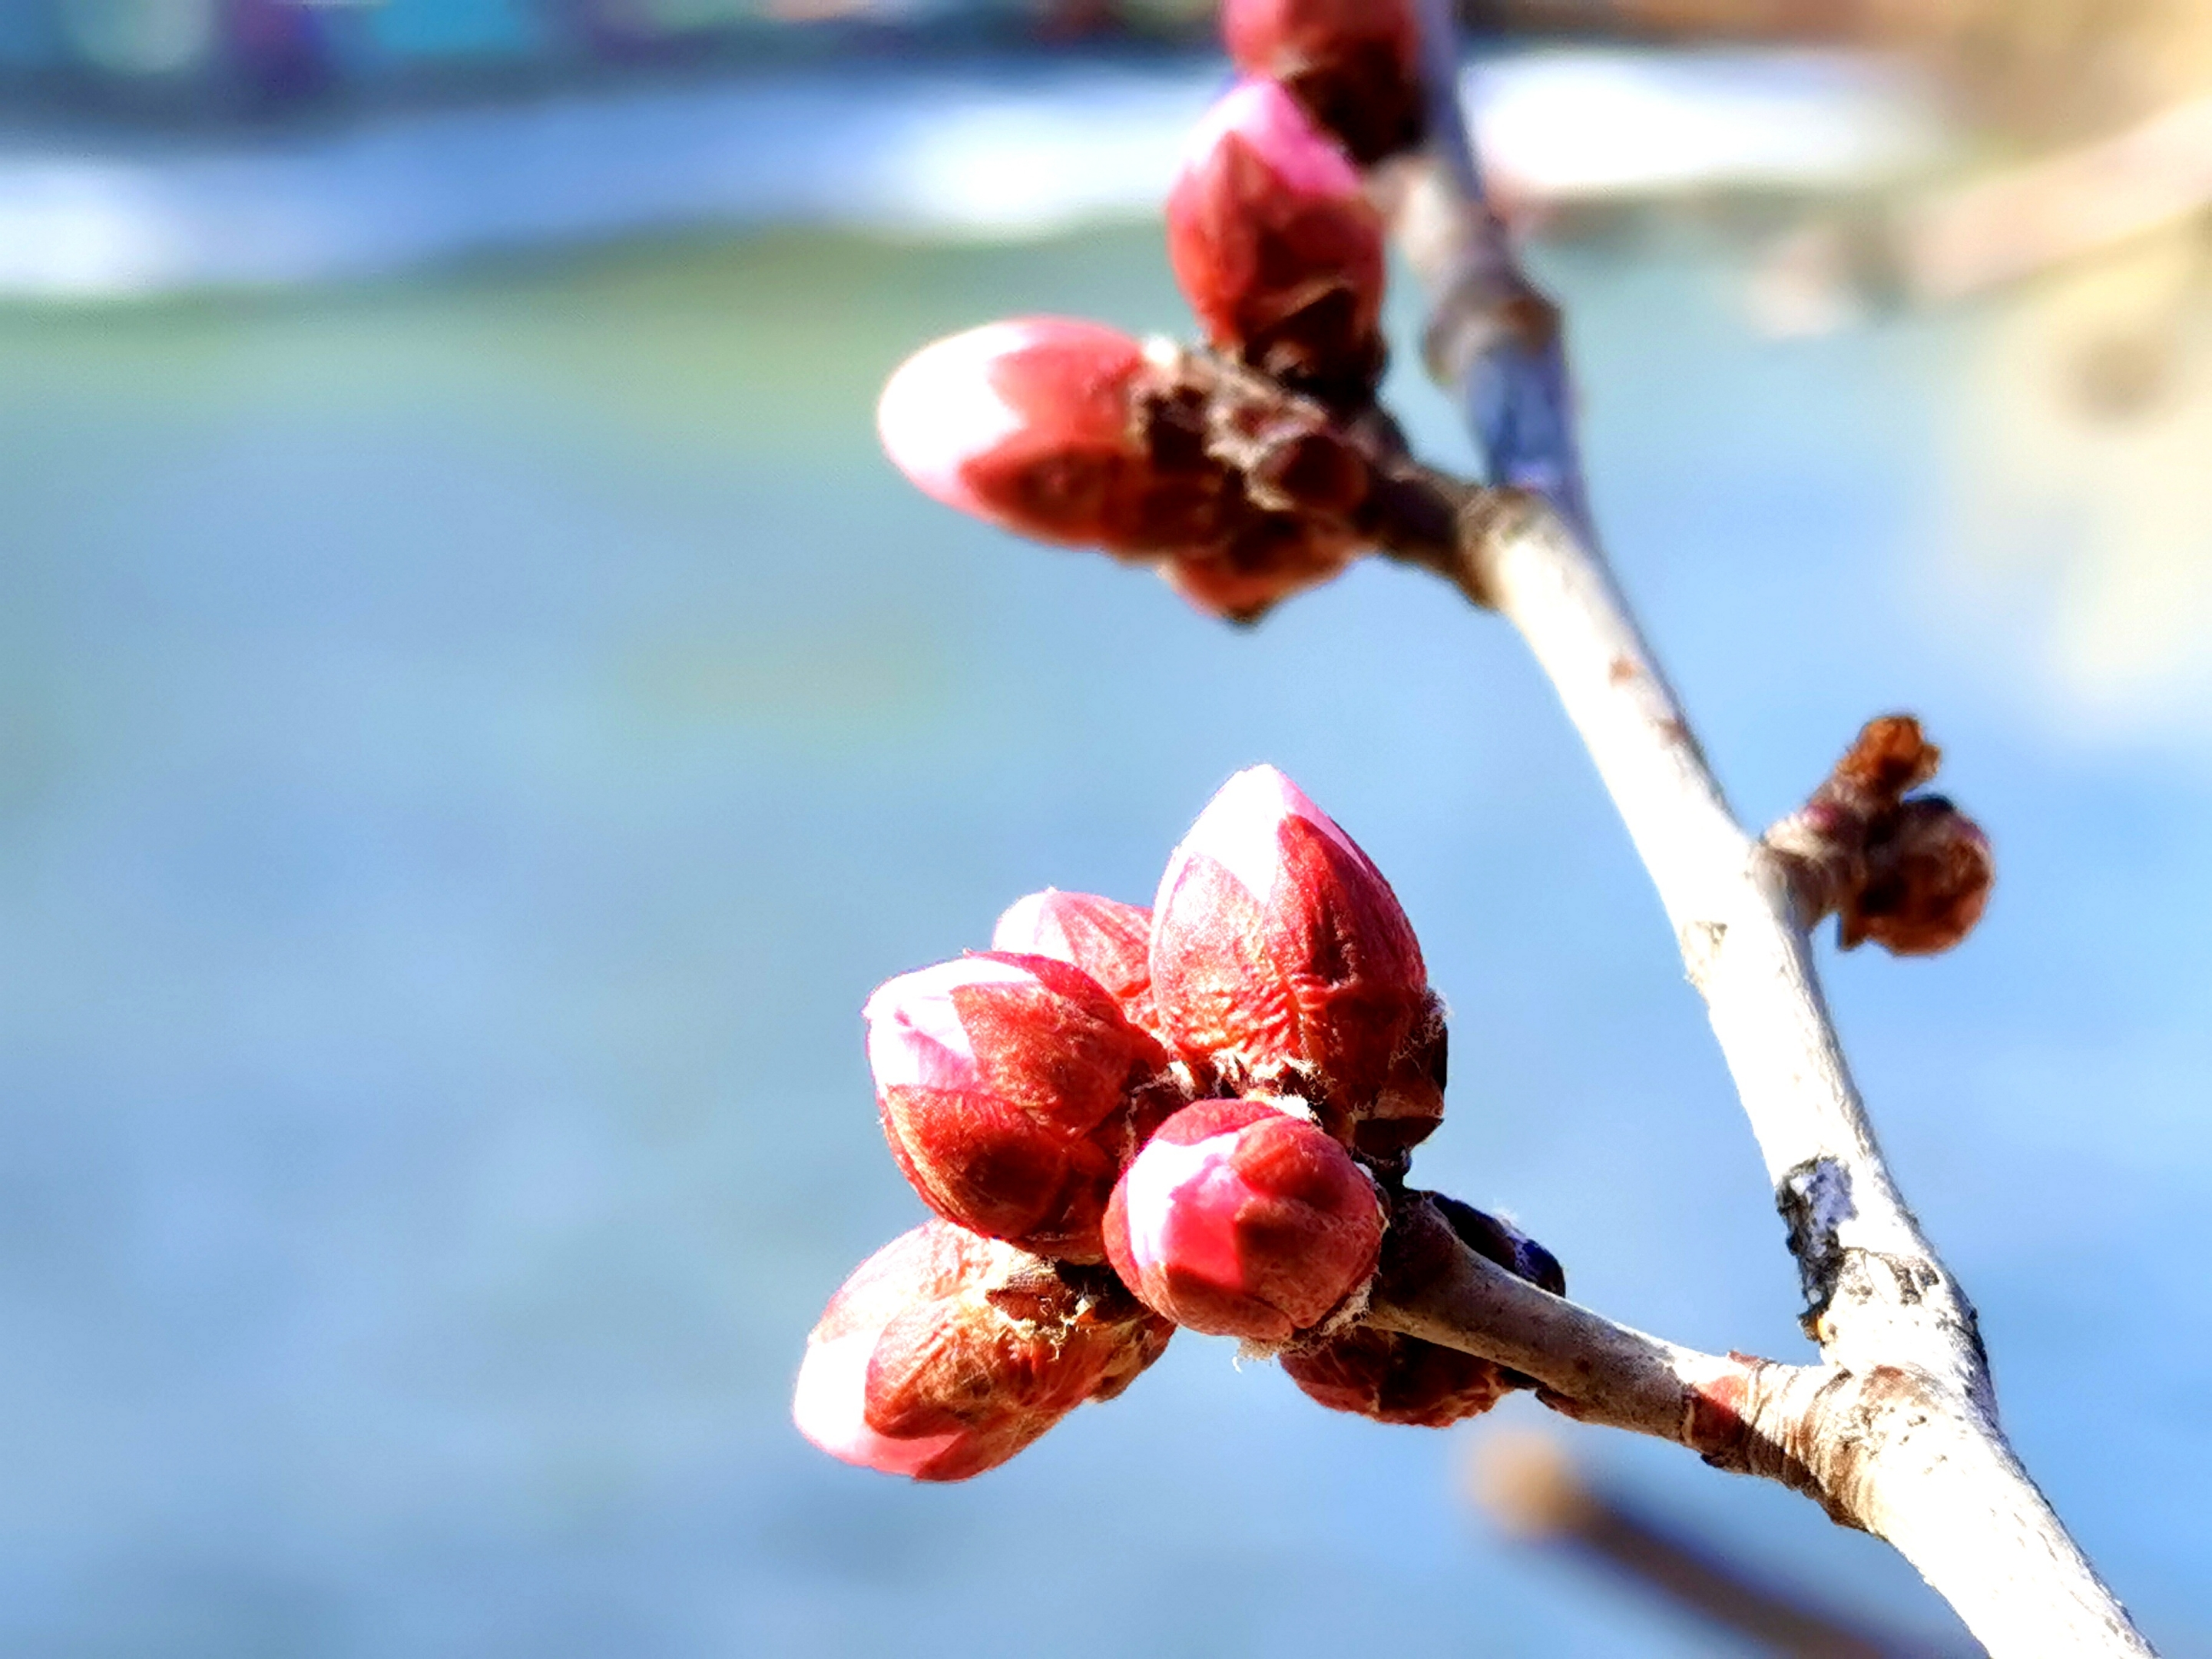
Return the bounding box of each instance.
[1221,0,1425,166]
[1103,1097,1384,1345]
[1279,1324,1512,1426]
[865,951,1177,1263]
[794,1220,1173,1482]
[1843,797,1994,957]
[992,889,1157,1030]
[1150,766,1445,1155]
[1280,1194,1563,1426]
[1166,80,1386,399]
[876,317,1161,549]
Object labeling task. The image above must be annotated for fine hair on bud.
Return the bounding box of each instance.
[865,952,1184,1263]
[1150,765,1445,1155]
[992,889,1159,1031]
[794,1221,1173,1482]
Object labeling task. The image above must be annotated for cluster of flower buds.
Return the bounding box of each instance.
[1767,715,1994,956]
[873,2,1426,622]
[797,766,1564,1479]
[876,318,1373,624]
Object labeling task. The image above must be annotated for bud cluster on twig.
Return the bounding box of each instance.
[874,0,1471,624]
[796,767,1564,1479]
[796,14,2097,1645]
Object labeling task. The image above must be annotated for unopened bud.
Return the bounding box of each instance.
[1282,1193,1565,1426]
[1220,0,1426,167]
[876,318,1154,548]
[1151,766,1444,1154]
[1843,796,1994,956]
[992,889,1158,1031]
[1104,1097,1385,1345]
[866,952,1181,1262]
[1167,79,1386,401]
[794,1220,1173,1482]
[877,320,1369,623]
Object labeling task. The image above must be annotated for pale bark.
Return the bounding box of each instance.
[1355,7,2158,1653]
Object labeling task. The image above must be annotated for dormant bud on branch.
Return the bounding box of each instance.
[1167,78,1388,402]
[1151,764,1446,1155]
[865,952,1183,1263]
[795,1220,1171,1482]
[1104,1096,1386,1346]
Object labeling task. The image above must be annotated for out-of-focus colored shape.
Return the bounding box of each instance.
[1940,224,2212,735]
[1468,1429,1959,1657]
[0,48,1936,300]
[1899,94,2212,303]
[60,0,218,77]
[1469,46,1932,206]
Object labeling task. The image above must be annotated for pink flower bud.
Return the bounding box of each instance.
[876,317,1157,548]
[866,951,1179,1262]
[1167,80,1386,398]
[992,889,1158,1031]
[1103,1097,1384,1345]
[1220,0,1425,167]
[794,1220,1173,1482]
[1281,1194,1563,1426]
[1150,766,1445,1155]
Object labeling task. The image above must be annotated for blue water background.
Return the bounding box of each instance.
[0,215,2207,1651]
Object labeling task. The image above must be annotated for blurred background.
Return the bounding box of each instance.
[1,1,2209,1654]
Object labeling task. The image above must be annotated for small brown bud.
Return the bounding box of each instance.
[1768,715,1994,957]
[1843,796,1994,956]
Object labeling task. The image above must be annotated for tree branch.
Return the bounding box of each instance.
[1360,11,2156,1654]
[1372,1198,2151,1657]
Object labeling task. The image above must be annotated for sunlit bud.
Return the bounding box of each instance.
[1280,1194,1564,1425]
[1843,797,1994,957]
[992,889,1158,1030]
[1220,0,1426,167]
[794,1221,1174,1482]
[1103,1097,1385,1345]
[1150,766,1444,1155]
[1167,79,1386,398]
[876,318,1157,548]
[865,952,1177,1263]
